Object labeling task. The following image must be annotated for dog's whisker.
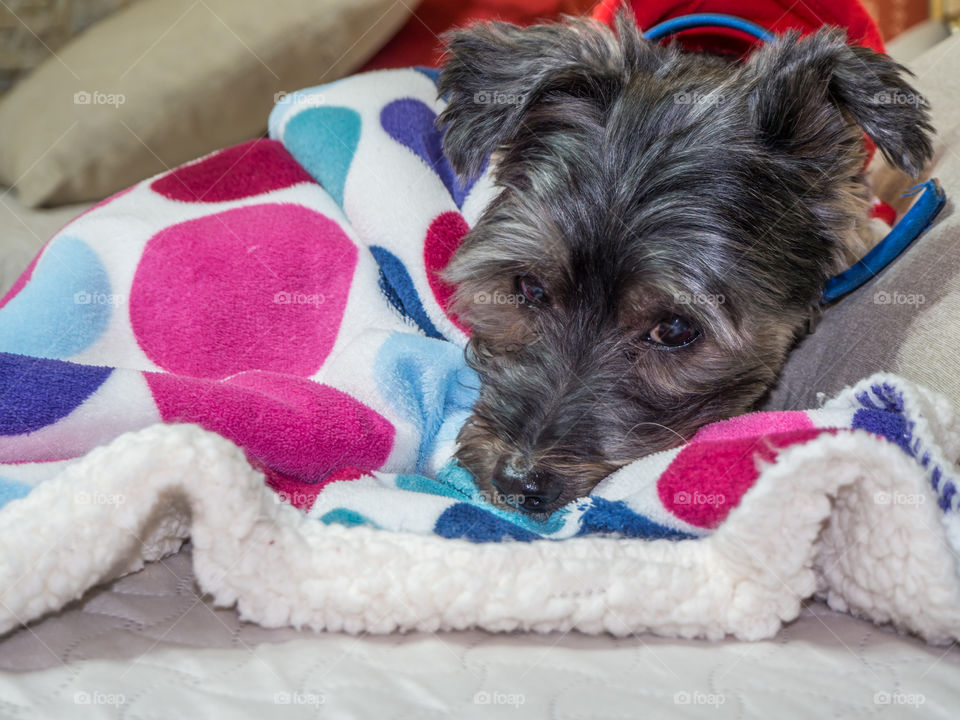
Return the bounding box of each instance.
[623,422,689,446]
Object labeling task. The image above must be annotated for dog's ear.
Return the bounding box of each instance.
[437,10,656,178]
[748,28,934,176]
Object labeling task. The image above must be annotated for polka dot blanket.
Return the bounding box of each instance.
[2,68,960,642]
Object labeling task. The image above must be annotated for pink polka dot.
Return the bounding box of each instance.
[150,140,315,203]
[258,462,369,511]
[690,411,814,443]
[147,370,394,482]
[659,428,832,528]
[130,204,356,379]
[423,211,470,332]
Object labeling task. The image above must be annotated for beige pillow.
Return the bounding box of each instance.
[0,1,145,94]
[0,0,415,207]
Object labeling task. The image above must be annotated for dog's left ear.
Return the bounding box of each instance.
[748,28,934,176]
[437,10,658,179]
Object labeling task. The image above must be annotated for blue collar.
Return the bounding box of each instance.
[643,12,773,43]
[821,179,946,304]
[644,14,948,306]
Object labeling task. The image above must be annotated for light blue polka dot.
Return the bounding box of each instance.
[283,107,361,208]
[0,235,113,358]
[0,476,31,509]
[373,333,479,473]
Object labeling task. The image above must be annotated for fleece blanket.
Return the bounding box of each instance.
[1,68,960,643]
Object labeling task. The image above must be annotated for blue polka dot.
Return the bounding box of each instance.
[370,246,445,340]
[0,235,113,358]
[436,503,538,542]
[0,353,111,435]
[939,482,957,512]
[413,66,441,85]
[577,498,697,540]
[283,106,361,208]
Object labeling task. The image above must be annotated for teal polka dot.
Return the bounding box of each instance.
[320,508,377,528]
[0,235,113,358]
[396,472,465,500]
[283,107,361,208]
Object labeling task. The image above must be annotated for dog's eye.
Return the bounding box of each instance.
[516,275,548,305]
[644,316,700,349]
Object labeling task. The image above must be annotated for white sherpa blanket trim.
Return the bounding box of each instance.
[2,374,960,643]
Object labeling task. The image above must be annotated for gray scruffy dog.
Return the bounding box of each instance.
[436,9,934,514]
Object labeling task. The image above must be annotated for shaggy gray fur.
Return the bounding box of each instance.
[436,9,934,514]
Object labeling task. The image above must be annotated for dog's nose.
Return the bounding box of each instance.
[491,456,562,512]
[517,468,562,512]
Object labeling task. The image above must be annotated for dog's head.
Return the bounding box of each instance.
[437,11,934,514]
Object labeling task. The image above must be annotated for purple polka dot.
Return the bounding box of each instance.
[0,353,111,435]
[381,98,478,207]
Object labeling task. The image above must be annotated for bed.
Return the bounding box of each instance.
[1,15,959,720]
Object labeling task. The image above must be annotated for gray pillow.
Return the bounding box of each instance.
[763,33,960,411]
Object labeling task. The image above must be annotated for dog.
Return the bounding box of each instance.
[436,9,934,515]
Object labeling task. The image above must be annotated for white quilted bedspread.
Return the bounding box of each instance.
[0,546,959,719]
